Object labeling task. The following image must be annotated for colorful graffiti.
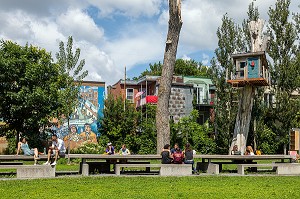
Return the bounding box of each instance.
[53,82,105,149]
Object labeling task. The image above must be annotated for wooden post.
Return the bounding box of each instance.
[124,66,126,111]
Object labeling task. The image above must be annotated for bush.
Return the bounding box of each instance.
[5,137,16,155]
[71,142,105,154]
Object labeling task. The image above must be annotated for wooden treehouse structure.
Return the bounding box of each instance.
[227,19,271,154]
[227,51,271,87]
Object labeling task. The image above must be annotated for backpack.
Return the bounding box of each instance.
[173,151,183,164]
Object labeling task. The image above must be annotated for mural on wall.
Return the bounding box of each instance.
[52,82,105,149]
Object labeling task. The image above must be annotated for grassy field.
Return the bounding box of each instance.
[0,175,299,199]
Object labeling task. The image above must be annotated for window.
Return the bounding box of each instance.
[238,61,246,77]
[195,87,205,104]
[126,88,134,103]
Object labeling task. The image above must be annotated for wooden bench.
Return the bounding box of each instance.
[115,164,192,176]
[0,165,56,178]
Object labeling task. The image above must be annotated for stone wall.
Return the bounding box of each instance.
[169,86,193,123]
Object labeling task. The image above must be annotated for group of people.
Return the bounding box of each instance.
[104,143,131,155]
[231,145,257,156]
[161,143,196,172]
[16,134,66,166]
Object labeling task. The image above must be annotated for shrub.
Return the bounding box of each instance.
[71,141,105,154]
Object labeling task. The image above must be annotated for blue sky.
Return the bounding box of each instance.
[0,0,298,85]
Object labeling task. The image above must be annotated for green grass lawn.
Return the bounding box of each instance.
[0,175,299,199]
[1,159,298,198]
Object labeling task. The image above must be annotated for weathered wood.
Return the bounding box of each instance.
[248,19,268,52]
[229,19,269,154]
[230,85,255,153]
[156,0,182,154]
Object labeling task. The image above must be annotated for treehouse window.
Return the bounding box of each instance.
[238,61,246,77]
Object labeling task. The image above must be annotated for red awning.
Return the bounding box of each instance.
[146,96,158,103]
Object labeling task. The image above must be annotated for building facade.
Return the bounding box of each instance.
[108,75,214,124]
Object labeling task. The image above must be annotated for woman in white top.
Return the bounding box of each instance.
[119,144,130,155]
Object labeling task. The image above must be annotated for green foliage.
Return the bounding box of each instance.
[134,104,157,154]
[99,95,157,154]
[256,124,279,154]
[55,36,88,122]
[211,1,300,154]
[266,0,300,146]
[99,94,139,152]
[211,14,241,153]
[71,141,104,154]
[4,137,17,155]
[0,40,61,141]
[137,59,211,79]
[171,110,216,154]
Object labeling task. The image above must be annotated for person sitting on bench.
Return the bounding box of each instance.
[16,137,39,165]
[44,134,66,166]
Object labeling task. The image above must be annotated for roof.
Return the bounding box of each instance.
[231,51,269,69]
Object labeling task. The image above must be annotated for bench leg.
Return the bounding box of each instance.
[82,163,89,176]
[115,166,121,175]
[207,163,219,174]
[237,165,244,175]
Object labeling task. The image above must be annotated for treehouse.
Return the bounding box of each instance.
[227,51,271,87]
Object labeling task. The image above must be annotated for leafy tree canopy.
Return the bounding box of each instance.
[134,59,211,79]
[0,40,61,144]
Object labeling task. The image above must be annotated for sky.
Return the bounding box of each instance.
[0,0,299,86]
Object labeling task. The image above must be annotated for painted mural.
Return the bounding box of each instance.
[52,82,105,149]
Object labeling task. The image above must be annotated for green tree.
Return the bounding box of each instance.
[138,59,211,79]
[266,0,300,152]
[0,40,60,148]
[55,36,88,121]
[99,95,157,154]
[99,95,139,152]
[171,110,216,154]
[140,61,163,77]
[210,14,241,154]
[55,36,88,158]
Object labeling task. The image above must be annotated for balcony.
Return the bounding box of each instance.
[227,66,270,87]
[136,95,158,107]
[195,96,214,106]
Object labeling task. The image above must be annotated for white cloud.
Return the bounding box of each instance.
[201,53,210,65]
[78,41,121,84]
[87,0,162,18]
[56,9,104,43]
[102,23,165,71]
[181,54,191,61]
[0,0,299,85]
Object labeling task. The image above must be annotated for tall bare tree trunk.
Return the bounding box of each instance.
[229,85,254,154]
[156,0,182,154]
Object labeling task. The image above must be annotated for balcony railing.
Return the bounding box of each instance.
[195,96,214,105]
